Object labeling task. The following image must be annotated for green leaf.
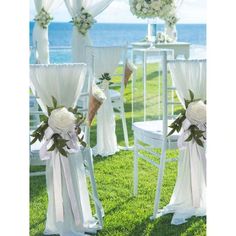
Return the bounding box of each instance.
[185,134,193,142]
[195,138,204,147]
[68,107,74,113]
[189,89,194,101]
[52,96,57,108]
[167,128,176,137]
[81,141,87,147]
[46,106,52,116]
[30,132,37,138]
[184,99,189,108]
[40,115,48,122]
[58,148,68,157]
[48,143,56,151]
[30,137,38,145]
[169,123,175,128]
[176,125,182,132]
[76,127,81,134]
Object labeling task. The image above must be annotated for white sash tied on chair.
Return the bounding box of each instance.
[30,64,98,235]
[40,126,84,226]
[160,60,207,225]
[177,118,206,208]
[86,47,124,156]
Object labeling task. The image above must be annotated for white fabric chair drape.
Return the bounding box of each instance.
[64,0,113,62]
[30,64,98,235]
[32,0,63,64]
[161,60,206,225]
[87,46,124,156]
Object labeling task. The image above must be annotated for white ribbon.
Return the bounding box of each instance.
[40,127,82,226]
[177,118,206,208]
[177,119,192,150]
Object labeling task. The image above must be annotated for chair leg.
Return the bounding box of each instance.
[120,102,129,148]
[151,141,167,219]
[30,171,45,177]
[83,148,103,228]
[133,136,138,196]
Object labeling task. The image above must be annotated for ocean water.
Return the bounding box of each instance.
[29,22,206,63]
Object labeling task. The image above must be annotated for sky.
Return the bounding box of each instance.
[29,0,206,24]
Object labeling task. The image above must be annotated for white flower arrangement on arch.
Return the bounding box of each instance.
[34,7,53,29]
[129,0,176,20]
[72,7,96,36]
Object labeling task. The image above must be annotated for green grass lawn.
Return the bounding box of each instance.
[30,63,206,236]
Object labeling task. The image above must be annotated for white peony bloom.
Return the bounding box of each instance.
[48,107,76,133]
[136,3,142,11]
[151,1,161,10]
[185,100,206,125]
[143,8,148,13]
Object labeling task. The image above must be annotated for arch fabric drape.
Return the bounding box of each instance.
[32,0,63,64]
[161,60,206,225]
[64,0,113,63]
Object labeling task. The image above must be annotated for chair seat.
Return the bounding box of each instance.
[133,120,179,141]
[109,89,121,100]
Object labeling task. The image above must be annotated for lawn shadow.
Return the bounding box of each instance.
[30,218,46,231]
[30,175,47,202]
[104,196,136,216]
[128,214,206,236]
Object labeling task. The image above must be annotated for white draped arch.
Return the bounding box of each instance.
[32,0,63,64]
[64,0,114,63]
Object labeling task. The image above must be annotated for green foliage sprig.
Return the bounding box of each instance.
[96,73,113,85]
[167,90,206,147]
[34,7,53,29]
[71,7,96,36]
[30,97,86,157]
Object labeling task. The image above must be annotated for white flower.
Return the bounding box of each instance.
[100,80,110,91]
[151,1,161,10]
[92,84,106,103]
[48,107,76,133]
[136,3,142,10]
[143,8,148,13]
[185,100,206,126]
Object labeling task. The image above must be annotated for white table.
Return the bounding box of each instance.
[131,42,190,59]
[131,48,174,123]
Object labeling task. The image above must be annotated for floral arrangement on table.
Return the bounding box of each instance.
[129,0,177,22]
[156,31,173,43]
[164,14,178,28]
[167,90,206,147]
[30,97,86,157]
[34,7,53,29]
[72,7,96,36]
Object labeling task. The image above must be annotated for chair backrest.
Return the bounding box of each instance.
[168,59,206,103]
[86,46,128,97]
[162,57,206,138]
[30,95,41,130]
[30,63,90,144]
